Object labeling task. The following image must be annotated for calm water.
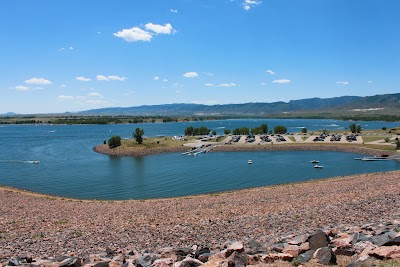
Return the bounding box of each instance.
[0,119,399,200]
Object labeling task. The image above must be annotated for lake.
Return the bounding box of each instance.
[0,119,399,199]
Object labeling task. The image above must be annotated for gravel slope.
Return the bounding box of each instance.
[1,170,399,258]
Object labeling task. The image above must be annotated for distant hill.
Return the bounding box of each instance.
[80,93,400,116]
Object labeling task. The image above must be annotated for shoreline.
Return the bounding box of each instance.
[93,142,397,157]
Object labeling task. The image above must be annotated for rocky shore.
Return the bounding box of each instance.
[93,144,188,157]
[1,170,400,266]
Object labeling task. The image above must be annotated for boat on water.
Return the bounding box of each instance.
[311,160,319,163]
[360,157,390,161]
[248,160,253,164]
[313,165,323,168]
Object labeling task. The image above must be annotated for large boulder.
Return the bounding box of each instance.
[308,230,330,250]
[313,247,337,265]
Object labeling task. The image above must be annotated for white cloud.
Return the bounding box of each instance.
[203,72,214,76]
[145,23,175,35]
[260,82,267,86]
[336,81,349,85]
[163,79,168,82]
[96,75,127,81]
[153,76,160,80]
[170,9,178,13]
[266,70,275,75]
[25,77,52,85]
[59,84,66,88]
[205,83,215,87]
[272,79,291,84]
[218,83,238,87]
[368,81,373,83]
[108,75,127,81]
[97,75,109,81]
[33,87,44,90]
[58,95,74,100]
[86,99,109,105]
[243,0,262,10]
[183,72,199,78]
[76,76,91,82]
[15,85,29,91]
[88,92,103,98]
[114,27,153,42]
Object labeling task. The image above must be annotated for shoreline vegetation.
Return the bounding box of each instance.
[2,113,400,125]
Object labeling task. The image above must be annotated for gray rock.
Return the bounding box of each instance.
[308,230,330,250]
[225,251,248,267]
[314,247,337,265]
[370,233,391,246]
[9,257,20,266]
[194,248,210,259]
[60,257,81,267]
[297,250,313,263]
[137,254,160,267]
[383,236,400,246]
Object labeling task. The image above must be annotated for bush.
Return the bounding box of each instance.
[224,129,231,135]
[108,136,121,148]
[301,128,307,134]
[103,140,107,145]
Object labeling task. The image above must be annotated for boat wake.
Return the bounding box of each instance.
[0,160,40,164]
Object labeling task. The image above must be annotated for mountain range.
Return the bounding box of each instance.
[80,93,400,117]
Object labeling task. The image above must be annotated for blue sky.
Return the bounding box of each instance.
[1,0,399,114]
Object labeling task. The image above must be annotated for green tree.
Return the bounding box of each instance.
[212,130,217,136]
[356,125,362,133]
[260,123,268,134]
[349,123,357,133]
[301,128,307,134]
[108,136,121,148]
[396,140,400,149]
[274,125,287,134]
[185,126,194,136]
[224,129,231,135]
[133,128,144,144]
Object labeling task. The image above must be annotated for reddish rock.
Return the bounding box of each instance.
[153,259,173,267]
[288,234,308,245]
[369,246,400,260]
[262,253,294,263]
[283,243,309,257]
[308,230,330,250]
[108,261,121,267]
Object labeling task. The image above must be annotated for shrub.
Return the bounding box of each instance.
[274,125,287,134]
[133,128,144,144]
[301,128,307,134]
[108,136,121,148]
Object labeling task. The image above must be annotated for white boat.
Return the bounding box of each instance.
[248,160,253,164]
[311,160,319,163]
[313,165,323,168]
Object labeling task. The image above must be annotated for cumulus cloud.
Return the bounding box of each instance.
[114,27,153,42]
[25,77,52,85]
[15,85,29,91]
[205,83,215,87]
[76,76,91,82]
[58,95,74,100]
[266,70,275,75]
[243,0,262,10]
[163,79,168,82]
[97,75,127,81]
[183,72,199,78]
[114,23,175,42]
[145,23,175,34]
[272,79,291,84]
[218,83,238,87]
[170,9,178,13]
[336,81,349,85]
[153,76,160,80]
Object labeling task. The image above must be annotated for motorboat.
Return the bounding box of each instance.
[311,160,319,163]
[248,160,253,164]
[313,165,323,168]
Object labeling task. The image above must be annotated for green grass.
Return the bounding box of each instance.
[287,136,296,142]
[362,136,387,142]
